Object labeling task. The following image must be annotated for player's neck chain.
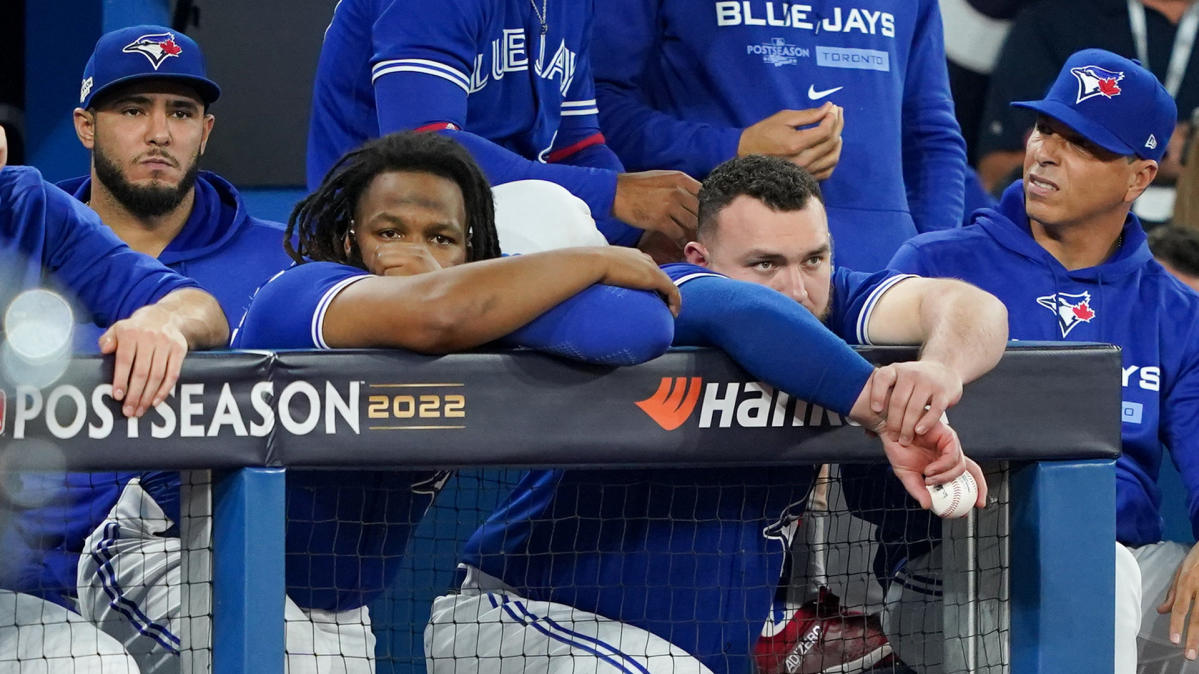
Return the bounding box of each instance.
[529,0,548,34]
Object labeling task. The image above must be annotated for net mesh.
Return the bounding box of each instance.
[0,464,1010,673]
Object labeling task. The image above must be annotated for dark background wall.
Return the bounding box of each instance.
[189,1,331,187]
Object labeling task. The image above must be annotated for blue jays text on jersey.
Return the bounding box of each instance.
[591,0,966,271]
[887,181,1199,547]
[462,30,578,95]
[307,0,637,244]
[714,2,896,36]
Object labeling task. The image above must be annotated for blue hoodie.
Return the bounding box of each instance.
[591,0,967,270]
[848,182,1199,561]
[5,171,293,608]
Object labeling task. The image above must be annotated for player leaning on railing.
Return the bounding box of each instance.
[427,155,1005,674]
[0,123,227,670]
[219,130,677,671]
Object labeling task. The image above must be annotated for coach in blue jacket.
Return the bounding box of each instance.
[850,49,1199,672]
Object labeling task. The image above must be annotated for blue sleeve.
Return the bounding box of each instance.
[826,268,919,345]
[900,0,967,233]
[591,0,742,177]
[548,9,624,175]
[499,284,673,365]
[1163,330,1199,539]
[231,262,366,350]
[672,274,873,415]
[367,0,625,234]
[23,171,198,326]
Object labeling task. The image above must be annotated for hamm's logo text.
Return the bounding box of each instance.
[8,380,363,440]
[636,377,848,430]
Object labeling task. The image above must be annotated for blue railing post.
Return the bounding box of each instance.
[213,467,286,673]
[1010,459,1116,673]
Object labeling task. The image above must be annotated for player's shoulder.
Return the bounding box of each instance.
[1141,260,1199,324]
[236,216,291,256]
[907,222,993,251]
[896,222,995,264]
[661,262,726,286]
[265,260,365,290]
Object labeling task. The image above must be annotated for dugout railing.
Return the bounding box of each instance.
[0,344,1122,673]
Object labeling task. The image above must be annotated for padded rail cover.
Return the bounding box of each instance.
[0,343,1121,470]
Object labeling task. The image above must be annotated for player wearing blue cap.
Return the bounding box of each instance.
[0,124,228,672]
[847,48,1199,671]
[39,25,294,674]
[589,0,968,272]
[306,0,703,253]
[234,130,678,673]
[425,154,1006,674]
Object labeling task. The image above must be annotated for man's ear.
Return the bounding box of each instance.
[1125,159,1159,203]
[73,108,96,150]
[683,241,711,267]
[199,113,215,156]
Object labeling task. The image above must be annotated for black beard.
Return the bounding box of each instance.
[93,146,199,218]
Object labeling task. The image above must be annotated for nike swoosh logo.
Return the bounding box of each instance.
[807,85,843,100]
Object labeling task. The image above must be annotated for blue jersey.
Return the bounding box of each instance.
[462,262,908,674]
[307,0,638,244]
[233,260,674,610]
[591,0,967,270]
[0,166,199,604]
[232,261,446,611]
[890,182,1199,547]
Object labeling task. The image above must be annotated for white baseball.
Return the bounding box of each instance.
[926,471,978,519]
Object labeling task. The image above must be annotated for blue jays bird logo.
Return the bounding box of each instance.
[1070,65,1123,104]
[122,32,184,70]
[1036,291,1096,337]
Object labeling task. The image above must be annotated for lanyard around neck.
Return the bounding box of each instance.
[1127,0,1199,97]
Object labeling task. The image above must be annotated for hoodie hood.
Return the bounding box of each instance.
[976,180,1153,282]
[57,170,253,266]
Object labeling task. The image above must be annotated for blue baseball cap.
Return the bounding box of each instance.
[79,25,221,109]
[1012,48,1176,161]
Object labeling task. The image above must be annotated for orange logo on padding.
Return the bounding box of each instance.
[636,377,702,430]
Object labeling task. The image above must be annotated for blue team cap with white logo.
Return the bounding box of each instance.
[1012,48,1175,161]
[79,25,221,109]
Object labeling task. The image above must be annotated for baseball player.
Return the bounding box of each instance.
[424,155,1004,674]
[853,49,1199,672]
[306,0,701,252]
[590,0,968,271]
[232,130,679,672]
[0,124,227,671]
[48,26,294,674]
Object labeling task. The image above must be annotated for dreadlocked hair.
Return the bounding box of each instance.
[284,131,500,267]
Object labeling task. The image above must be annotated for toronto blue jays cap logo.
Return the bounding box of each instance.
[1036,291,1096,337]
[1070,65,1124,104]
[122,32,184,71]
[79,25,220,109]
